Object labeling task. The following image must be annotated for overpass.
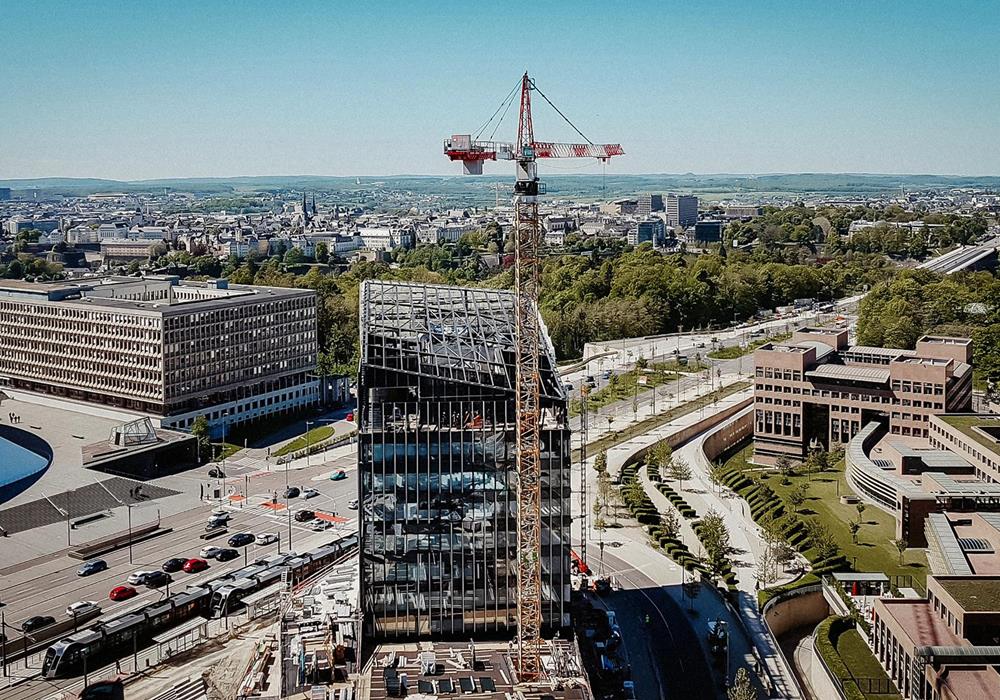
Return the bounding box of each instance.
[918,238,999,274]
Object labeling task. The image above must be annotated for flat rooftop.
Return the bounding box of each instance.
[878,599,965,648]
[806,364,891,384]
[920,335,973,347]
[0,276,311,314]
[937,415,1000,461]
[937,577,1000,613]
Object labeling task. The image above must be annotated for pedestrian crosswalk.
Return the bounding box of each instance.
[149,675,208,700]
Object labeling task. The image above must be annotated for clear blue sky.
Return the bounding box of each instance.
[2,0,998,180]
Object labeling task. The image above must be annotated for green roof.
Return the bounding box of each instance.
[937,577,1000,612]
[938,415,1000,461]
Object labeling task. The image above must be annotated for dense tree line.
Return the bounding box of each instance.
[856,269,1000,388]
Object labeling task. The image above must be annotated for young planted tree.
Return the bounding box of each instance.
[807,520,839,561]
[849,519,862,544]
[699,509,732,579]
[594,449,608,474]
[775,455,794,481]
[670,457,694,491]
[191,415,211,461]
[891,537,908,565]
[787,483,809,513]
[855,502,866,522]
[728,667,757,700]
[661,507,681,541]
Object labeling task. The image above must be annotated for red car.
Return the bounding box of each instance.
[346,411,354,422]
[182,558,208,574]
[109,585,137,601]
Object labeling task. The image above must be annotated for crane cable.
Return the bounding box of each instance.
[473,78,523,141]
[529,79,595,145]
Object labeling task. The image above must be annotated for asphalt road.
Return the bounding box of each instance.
[0,452,358,664]
[592,547,720,700]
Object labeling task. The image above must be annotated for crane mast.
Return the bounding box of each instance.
[512,71,544,681]
[444,72,622,683]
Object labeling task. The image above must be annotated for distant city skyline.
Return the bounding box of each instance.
[3,0,999,180]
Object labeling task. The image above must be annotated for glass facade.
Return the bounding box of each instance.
[359,281,570,639]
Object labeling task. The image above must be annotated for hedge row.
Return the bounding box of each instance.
[619,463,660,525]
[655,482,698,519]
[814,616,866,700]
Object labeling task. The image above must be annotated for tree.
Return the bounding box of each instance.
[699,509,732,579]
[314,241,329,264]
[190,415,211,460]
[891,538,908,565]
[775,455,794,479]
[594,449,608,474]
[788,483,808,512]
[855,502,866,522]
[775,539,797,572]
[596,468,613,524]
[669,457,693,490]
[728,667,757,700]
[807,521,839,561]
[849,519,861,544]
[283,247,306,265]
[661,507,681,540]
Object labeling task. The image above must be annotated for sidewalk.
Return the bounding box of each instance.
[572,388,804,698]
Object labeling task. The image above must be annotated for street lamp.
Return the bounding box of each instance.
[126,502,134,564]
[305,420,314,468]
[0,599,6,678]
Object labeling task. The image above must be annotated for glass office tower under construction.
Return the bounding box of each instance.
[359,280,570,639]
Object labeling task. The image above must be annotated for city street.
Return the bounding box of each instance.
[0,447,358,688]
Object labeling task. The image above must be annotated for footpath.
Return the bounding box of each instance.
[574,386,804,698]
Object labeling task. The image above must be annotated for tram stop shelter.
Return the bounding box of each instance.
[153,616,210,658]
[243,581,286,620]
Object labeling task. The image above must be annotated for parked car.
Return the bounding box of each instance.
[228,533,255,547]
[215,548,239,562]
[346,411,354,422]
[65,601,100,618]
[21,615,56,633]
[182,558,209,574]
[329,470,346,481]
[126,571,155,586]
[161,558,186,573]
[256,532,279,545]
[108,586,137,602]
[302,488,320,499]
[77,560,108,577]
[144,571,171,588]
[284,486,301,499]
[310,519,331,531]
[199,546,222,559]
[294,509,315,522]
[696,341,705,348]
[348,499,359,510]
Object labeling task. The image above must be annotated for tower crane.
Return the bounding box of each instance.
[444,73,623,682]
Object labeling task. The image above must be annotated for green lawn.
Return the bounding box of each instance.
[210,442,241,461]
[273,425,336,457]
[725,445,927,588]
[837,629,889,680]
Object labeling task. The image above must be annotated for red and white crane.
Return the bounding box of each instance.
[444,73,623,682]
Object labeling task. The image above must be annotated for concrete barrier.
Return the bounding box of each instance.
[622,395,753,470]
[69,522,170,559]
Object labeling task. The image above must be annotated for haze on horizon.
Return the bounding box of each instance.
[2,0,999,181]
